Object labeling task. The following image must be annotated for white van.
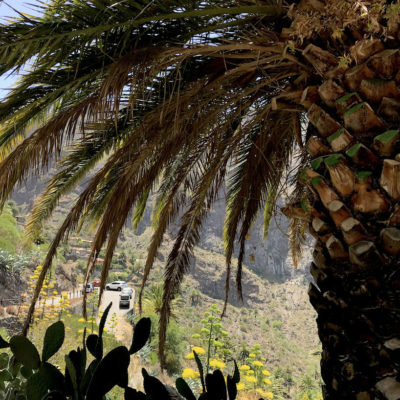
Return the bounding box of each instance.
[86,283,94,293]
[119,292,130,309]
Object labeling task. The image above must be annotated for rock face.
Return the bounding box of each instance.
[133,193,312,282]
[0,268,25,306]
[190,257,264,307]
[198,199,312,281]
[0,316,22,336]
[55,262,78,292]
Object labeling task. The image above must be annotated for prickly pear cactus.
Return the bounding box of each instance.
[0,303,254,400]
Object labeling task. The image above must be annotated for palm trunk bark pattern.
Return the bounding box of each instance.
[290,40,400,399]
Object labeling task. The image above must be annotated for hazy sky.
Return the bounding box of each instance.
[0,0,43,96]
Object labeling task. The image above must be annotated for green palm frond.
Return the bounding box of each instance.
[160,148,229,367]
[26,111,132,239]
[224,110,297,309]
[0,0,307,363]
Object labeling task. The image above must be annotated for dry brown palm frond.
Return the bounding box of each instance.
[0,48,180,210]
[25,109,136,239]
[1,3,313,372]
[138,153,206,313]
[17,17,305,353]
[95,47,165,120]
[159,154,230,368]
[0,94,99,207]
[81,90,229,309]
[224,110,298,313]
[285,142,312,267]
[22,148,123,333]
[289,217,307,269]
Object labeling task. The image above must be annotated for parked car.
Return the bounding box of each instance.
[105,281,127,291]
[92,278,101,287]
[119,292,130,309]
[121,287,133,299]
[86,283,94,293]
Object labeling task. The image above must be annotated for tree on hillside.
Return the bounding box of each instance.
[0,1,400,397]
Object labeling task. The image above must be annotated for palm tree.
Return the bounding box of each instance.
[0,1,399,396]
[141,283,181,318]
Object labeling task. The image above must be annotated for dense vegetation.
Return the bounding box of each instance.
[0,202,24,255]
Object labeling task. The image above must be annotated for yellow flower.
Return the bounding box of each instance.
[192,346,206,355]
[237,383,245,391]
[182,368,200,379]
[66,327,71,331]
[256,389,273,399]
[263,378,272,385]
[253,360,263,367]
[53,291,58,295]
[209,359,226,369]
[78,318,86,322]
[78,329,84,334]
[245,376,257,383]
[247,370,255,375]
[262,369,271,376]
[240,365,250,371]
[185,353,195,360]
[249,353,256,358]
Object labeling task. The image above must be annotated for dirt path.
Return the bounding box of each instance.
[98,290,134,343]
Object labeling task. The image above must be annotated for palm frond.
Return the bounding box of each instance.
[263,188,278,240]
[289,218,307,269]
[159,148,230,368]
[26,114,131,239]
[224,110,298,313]
[2,3,308,366]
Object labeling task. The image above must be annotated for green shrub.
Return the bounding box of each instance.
[0,207,23,254]
[116,271,129,281]
[271,320,282,330]
[0,250,31,274]
[76,260,86,273]
[6,200,19,217]
[145,312,186,375]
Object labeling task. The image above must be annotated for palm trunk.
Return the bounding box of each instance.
[283,38,400,398]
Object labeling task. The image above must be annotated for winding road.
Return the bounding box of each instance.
[98,287,136,347]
